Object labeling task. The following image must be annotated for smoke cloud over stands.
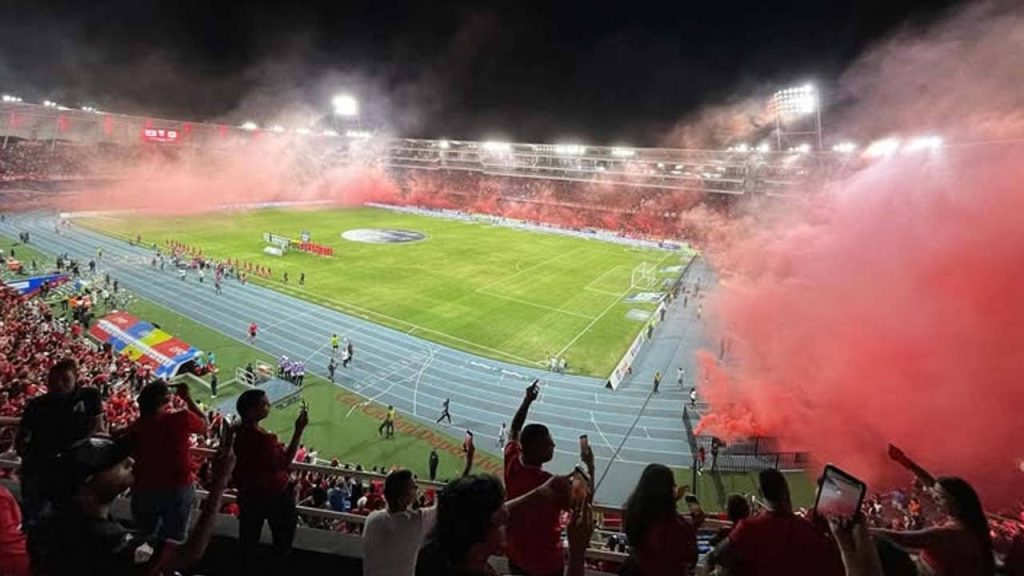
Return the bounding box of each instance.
[698,0,1024,506]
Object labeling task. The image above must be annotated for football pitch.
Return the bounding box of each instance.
[80,206,693,376]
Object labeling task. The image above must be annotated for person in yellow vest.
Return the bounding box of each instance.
[330,334,340,355]
[378,405,396,439]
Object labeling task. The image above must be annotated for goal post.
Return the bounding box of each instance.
[630,262,658,290]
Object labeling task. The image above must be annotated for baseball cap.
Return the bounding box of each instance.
[50,437,131,505]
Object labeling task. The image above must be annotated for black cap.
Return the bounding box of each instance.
[51,437,131,503]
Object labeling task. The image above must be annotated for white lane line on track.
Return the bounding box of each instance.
[591,411,616,455]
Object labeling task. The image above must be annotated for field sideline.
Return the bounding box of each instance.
[80,206,693,376]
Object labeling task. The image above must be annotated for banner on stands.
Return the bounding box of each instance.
[89,311,201,379]
[3,273,69,296]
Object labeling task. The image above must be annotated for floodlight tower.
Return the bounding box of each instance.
[332,94,361,130]
[772,84,823,151]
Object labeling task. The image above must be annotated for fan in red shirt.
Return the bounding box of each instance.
[125,381,208,541]
[706,468,844,576]
[504,382,589,576]
[622,464,702,575]
[232,389,308,575]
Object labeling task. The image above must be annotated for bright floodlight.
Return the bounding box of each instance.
[756,143,771,153]
[865,137,901,157]
[832,142,857,153]
[2,94,23,103]
[346,130,371,139]
[438,140,451,149]
[268,125,285,133]
[241,121,258,131]
[905,135,943,152]
[554,144,586,156]
[610,147,635,158]
[332,94,359,117]
[773,84,817,117]
[483,141,511,153]
[322,129,339,137]
[733,143,749,152]
[295,128,311,135]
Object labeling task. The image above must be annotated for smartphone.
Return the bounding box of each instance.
[463,430,474,451]
[529,379,540,395]
[570,465,592,506]
[579,435,589,453]
[300,399,309,412]
[814,464,867,520]
[684,494,701,513]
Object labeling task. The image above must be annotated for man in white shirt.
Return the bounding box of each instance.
[362,440,474,576]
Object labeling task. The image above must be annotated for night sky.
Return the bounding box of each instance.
[0,0,965,145]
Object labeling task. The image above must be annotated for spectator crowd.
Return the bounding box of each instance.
[0,254,1022,576]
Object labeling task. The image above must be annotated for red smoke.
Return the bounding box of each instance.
[696,0,1024,506]
[698,146,1024,504]
[58,137,400,215]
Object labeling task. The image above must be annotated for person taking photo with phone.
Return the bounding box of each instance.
[504,381,594,576]
[124,381,208,541]
[622,463,702,575]
[363,428,477,576]
[233,390,309,575]
[706,468,843,576]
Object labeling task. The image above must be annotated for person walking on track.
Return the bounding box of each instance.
[436,398,452,425]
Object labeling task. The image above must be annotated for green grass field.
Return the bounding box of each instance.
[81,207,693,376]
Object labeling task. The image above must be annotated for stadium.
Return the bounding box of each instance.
[2,1,1024,574]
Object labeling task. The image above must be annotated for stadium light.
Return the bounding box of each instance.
[756,142,771,153]
[322,129,339,137]
[295,128,311,135]
[268,125,285,133]
[864,137,901,157]
[332,94,359,117]
[773,84,817,117]
[832,142,857,153]
[905,135,943,152]
[554,144,586,156]
[610,147,635,158]
[438,140,451,149]
[2,94,23,103]
[241,121,258,131]
[346,129,371,139]
[482,141,511,153]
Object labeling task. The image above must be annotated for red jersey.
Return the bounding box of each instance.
[248,323,258,335]
[503,441,563,575]
[0,485,29,576]
[233,426,291,497]
[130,409,207,491]
[918,522,993,576]
[634,514,698,575]
[726,511,843,576]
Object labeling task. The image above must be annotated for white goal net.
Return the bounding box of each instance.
[630,262,658,290]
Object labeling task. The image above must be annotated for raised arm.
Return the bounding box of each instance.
[887,444,936,486]
[510,381,540,443]
[282,405,309,465]
[869,525,957,551]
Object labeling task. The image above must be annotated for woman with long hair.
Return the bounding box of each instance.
[622,463,701,575]
[871,476,994,576]
[416,473,592,576]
